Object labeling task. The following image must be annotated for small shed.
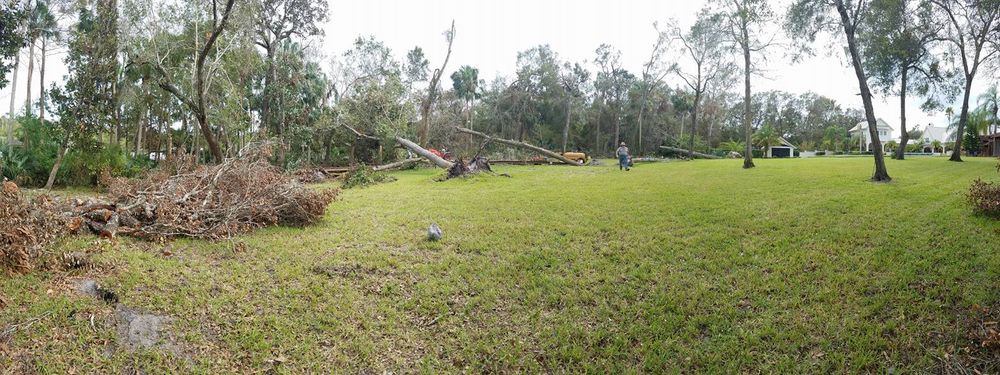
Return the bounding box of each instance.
[766,137,797,158]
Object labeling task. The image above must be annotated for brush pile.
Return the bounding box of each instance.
[0,180,70,273]
[94,145,338,240]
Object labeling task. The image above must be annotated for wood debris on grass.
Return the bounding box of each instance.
[1,180,72,274]
[98,144,338,240]
[2,144,339,274]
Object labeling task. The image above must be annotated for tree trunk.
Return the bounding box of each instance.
[167,126,173,160]
[418,21,455,146]
[660,145,721,159]
[135,110,144,158]
[4,54,13,144]
[196,112,223,163]
[7,53,18,126]
[613,112,621,152]
[38,37,46,122]
[637,93,648,156]
[835,0,891,181]
[950,77,974,162]
[688,93,700,160]
[156,118,163,160]
[155,0,235,164]
[112,78,119,144]
[457,126,583,166]
[395,136,453,169]
[562,99,571,153]
[261,46,275,136]
[741,26,755,169]
[24,40,34,116]
[44,142,69,190]
[895,67,908,160]
[594,97,603,155]
[373,158,423,171]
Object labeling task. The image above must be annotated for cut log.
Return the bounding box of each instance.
[455,127,582,166]
[373,158,424,172]
[490,160,548,165]
[395,136,454,169]
[658,146,721,159]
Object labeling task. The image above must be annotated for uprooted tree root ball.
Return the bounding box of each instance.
[446,157,491,179]
[102,147,338,240]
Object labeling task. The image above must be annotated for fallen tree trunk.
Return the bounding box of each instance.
[395,136,454,169]
[455,127,582,166]
[659,146,721,160]
[373,158,424,172]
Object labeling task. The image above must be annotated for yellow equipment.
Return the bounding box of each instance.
[561,152,589,164]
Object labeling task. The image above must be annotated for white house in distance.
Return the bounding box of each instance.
[915,124,951,153]
[849,119,894,152]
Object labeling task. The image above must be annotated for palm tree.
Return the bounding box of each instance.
[752,125,781,158]
[977,85,999,135]
[30,1,58,120]
[949,108,990,137]
[949,108,990,155]
[450,65,479,130]
[719,140,745,154]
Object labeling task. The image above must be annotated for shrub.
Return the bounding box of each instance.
[967,179,1000,217]
[342,167,397,189]
[815,151,827,156]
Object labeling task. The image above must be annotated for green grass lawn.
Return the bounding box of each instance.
[2,157,999,373]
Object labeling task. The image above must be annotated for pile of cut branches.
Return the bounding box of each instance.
[0,180,70,274]
[97,145,337,240]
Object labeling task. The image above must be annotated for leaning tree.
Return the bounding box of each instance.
[417,21,455,146]
[863,0,943,160]
[716,0,776,169]
[673,10,733,160]
[152,0,240,164]
[786,0,892,181]
[930,0,999,161]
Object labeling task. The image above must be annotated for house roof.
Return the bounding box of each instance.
[850,118,894,133]
[921,125,951,143]
[767,137,796,149]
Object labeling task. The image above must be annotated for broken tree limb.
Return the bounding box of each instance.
[341,123,380,141]
[658,146,721,159]
[395,137,454,169]
[373,158,424,172]
[455,127,582,166]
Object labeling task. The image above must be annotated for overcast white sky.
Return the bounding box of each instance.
[3,0,997,140]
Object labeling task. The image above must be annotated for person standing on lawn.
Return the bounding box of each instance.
[616,142,630,171]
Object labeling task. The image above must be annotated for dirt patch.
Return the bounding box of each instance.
[74,279,118,304]
[73,279,186,357]
[115,307,182,354]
